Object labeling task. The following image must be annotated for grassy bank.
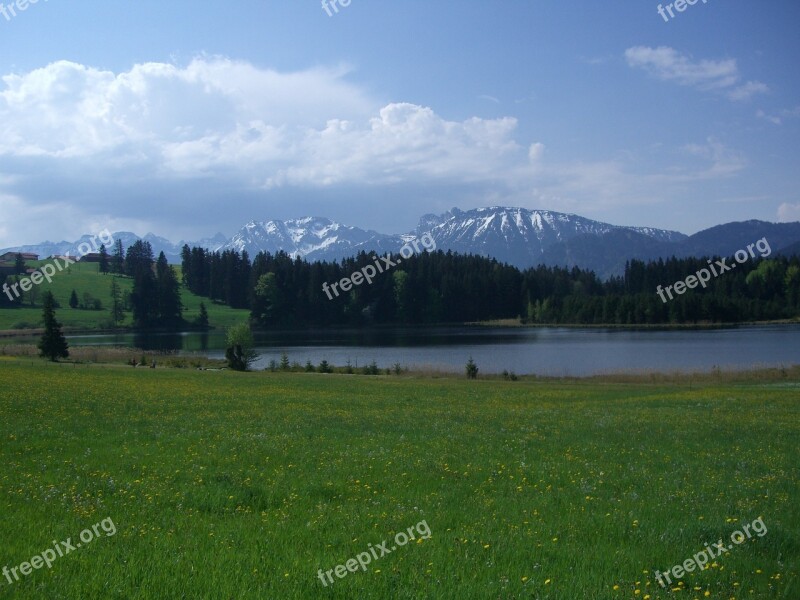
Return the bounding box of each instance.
[0,361,797,598]
[0,261,249,332]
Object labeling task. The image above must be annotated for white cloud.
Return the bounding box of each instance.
[0,56,768,246]
[0,58,532,189]
[624,46,767,101]
[682,137,746,177]
[777,202,800,222]
[756,109,782,125]
[0,58,374,159]
[728,81,769,102]
[528,142,545,162]
[757,105,800,126]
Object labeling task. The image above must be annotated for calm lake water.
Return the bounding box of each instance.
[57,324,800,376]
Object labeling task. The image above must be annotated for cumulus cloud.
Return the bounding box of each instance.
[0,58,527,185]
[777,202,800,223]
[624,46,767,101]
[0,58,374,159]
[0,57,552,243]
[264,103,523,188]
[0,56,764,246]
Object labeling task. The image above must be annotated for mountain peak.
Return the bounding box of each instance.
[3,208,797,278]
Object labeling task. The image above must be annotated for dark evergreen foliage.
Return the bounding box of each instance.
[98,244,110,274]
[127,245,183,328]
[38,292,69,361]
[175,246,800,326]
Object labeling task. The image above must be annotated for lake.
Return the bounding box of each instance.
[57,324,800,376]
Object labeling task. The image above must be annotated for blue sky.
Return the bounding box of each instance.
[0,0,798,246]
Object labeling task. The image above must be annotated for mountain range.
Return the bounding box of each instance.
[3,207,800,279]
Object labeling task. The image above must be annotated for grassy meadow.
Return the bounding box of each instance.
[0,261,248,332]
[0,360,797,598]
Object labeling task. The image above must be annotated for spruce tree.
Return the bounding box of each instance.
[197,302,209,329]
[14,253,26,275]
[38,292,69,361]
[98,244,110,274]
[156,251,183,326]
[111,239,125,274]
[110,278,125,326]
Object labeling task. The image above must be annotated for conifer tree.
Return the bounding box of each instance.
[38,292,69,361]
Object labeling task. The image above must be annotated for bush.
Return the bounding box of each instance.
[304,360,315,373]
[362,360,380,376]
[502,369,518,381]
[318,360,332,374]
[81,292,101,310]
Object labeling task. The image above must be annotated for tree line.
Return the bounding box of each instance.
[180,245,800,327]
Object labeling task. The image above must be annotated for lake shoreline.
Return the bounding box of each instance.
[1,353,798,384]
[2,317,799,339]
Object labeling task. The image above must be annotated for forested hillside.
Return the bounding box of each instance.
[179,245,800,327]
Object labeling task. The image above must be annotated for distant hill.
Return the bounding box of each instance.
[539,229,678,280]
[776,240,800,257]
[675,220,800,259]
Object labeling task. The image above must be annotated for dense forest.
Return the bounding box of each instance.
[179,245,800,327]
[4,243,798,327]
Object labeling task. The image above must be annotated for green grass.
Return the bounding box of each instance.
[0,261,249,332]
[0,361,797,598]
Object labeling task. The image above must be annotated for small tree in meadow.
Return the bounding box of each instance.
[465,356,478,379]
[225,322,259,371]
[38,292,69,362]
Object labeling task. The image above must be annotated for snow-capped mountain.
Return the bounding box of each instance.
[416,207,686,268]
[0,231,225,264]
[223,217,404,262]
[4,207,798,277]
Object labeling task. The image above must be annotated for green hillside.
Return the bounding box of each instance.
[0,260,249,332]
